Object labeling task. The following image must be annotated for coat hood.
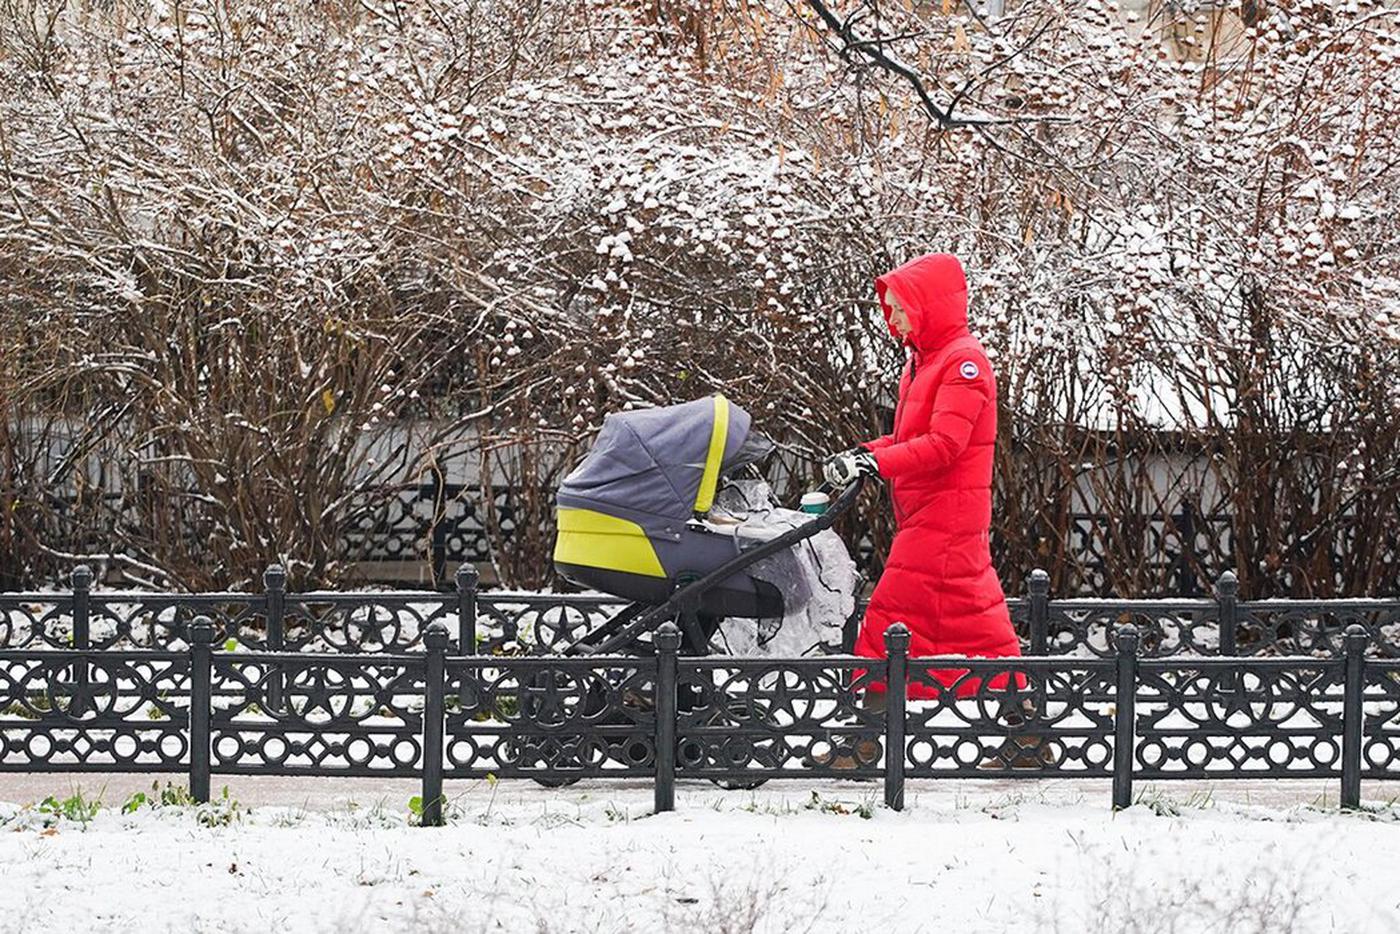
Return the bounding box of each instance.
[875,253,970,353]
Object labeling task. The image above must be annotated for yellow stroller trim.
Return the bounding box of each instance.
[554,508,667,578]
[693,394,730,514]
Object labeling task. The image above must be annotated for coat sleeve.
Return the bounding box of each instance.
[871,356,991,479]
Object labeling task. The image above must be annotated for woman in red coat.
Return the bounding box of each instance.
[823,253,1045,767]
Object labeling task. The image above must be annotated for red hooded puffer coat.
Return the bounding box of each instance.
[854,253,1021,698]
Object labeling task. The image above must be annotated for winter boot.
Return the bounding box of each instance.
[977,700,1059,770]
[803,690,884,772]
[804,736,883,772]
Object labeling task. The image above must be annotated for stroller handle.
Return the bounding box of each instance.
[626,473,868,637]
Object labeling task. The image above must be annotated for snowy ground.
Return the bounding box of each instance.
[2,775,1399,934]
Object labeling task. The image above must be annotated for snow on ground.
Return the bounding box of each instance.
[2,776,1399,933]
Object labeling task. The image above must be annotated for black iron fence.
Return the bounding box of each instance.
[3,620,1398,825]
[350,485,1235,591]
[35,482,1400,596]
[3,565,1399,659]
[343,485,1400,596]
[342,487,1400,596]
[4,566,1400,824]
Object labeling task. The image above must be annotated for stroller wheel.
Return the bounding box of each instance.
[531,775,581,788]
[501,733,588,787]
[509,669,609,787]
[681,696,775,791]
[709,774,769,791]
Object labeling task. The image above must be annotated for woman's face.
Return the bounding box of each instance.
[887,291,913,338]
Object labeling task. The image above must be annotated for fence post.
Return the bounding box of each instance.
[1341,623,1367,810]
[71,564,92,650]
[264,565,286,712]
[654,622,681,814]
[421,621,449,827]
[188,615,215,804]
[1215,571,1239,705]
[883,623,909,812]
[71,565,92,716]
[1112,624,1139,810]
[1174,501,1200,597]
[1028,569,1049,656]
[456,564,479,654]
[1215,570,1238,657]
[430,476,449,584]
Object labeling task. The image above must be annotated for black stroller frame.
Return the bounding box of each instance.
[560,476,867,659]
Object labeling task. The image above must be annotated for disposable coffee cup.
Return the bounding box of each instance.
[800,491,830,515]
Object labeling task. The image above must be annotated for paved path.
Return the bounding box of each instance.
[1,771,1394,811]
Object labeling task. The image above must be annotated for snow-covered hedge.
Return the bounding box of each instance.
[1,0,1397,595]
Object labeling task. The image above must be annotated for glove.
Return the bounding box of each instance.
[823,448,878,489]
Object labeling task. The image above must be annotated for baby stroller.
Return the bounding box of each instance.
[516,395,865,788]
[552,394,864,658]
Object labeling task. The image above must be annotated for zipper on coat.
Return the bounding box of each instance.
[892,348,917,437]
[890,348,918,526]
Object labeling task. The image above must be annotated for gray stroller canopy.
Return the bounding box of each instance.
[558,395,772,522]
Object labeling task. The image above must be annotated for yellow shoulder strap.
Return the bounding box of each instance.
[693,394,730,514]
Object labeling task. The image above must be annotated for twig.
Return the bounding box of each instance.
[798,0,1070,130]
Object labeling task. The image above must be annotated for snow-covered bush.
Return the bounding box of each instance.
[1,0,1397,594]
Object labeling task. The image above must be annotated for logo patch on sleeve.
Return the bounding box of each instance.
[959,360,980,380]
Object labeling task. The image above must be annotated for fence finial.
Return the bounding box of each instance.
[1115,623,1140,654]
[188,614,216,644]
[424,620,452,652]
[883,621,911,652]
[655,621,682,652]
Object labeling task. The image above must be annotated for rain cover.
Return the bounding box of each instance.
[712,479,858,657]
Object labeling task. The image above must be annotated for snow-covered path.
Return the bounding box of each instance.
[2,777,1398,933]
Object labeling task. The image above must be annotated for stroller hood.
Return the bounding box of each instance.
[557,395,769,526]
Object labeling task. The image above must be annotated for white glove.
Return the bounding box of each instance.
[823,448,877,489]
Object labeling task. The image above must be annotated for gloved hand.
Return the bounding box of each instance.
[823,448,877,489]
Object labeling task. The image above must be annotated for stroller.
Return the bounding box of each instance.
[552,394,865,658]
[515,394,865,787]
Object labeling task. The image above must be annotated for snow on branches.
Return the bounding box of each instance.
[0,0,1397,592]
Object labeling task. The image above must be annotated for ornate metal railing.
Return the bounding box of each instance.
[3,565,1399,659]
[326,485,1400,596]
[4,565,1398,821]
[32,483,1400,595]
[3,620,1397,823]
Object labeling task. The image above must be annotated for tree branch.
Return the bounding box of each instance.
[799,0,1068,130]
